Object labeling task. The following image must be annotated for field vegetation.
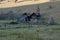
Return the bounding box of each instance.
[0,1,60,40]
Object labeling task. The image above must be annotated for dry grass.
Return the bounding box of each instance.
[0,0,49,8]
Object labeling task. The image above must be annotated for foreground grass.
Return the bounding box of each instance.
[0,25,60,40]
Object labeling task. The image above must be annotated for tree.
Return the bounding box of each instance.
[36,5,41,23]
[48,16,56,25]
[36,5,41,18]
[36,5,40,14]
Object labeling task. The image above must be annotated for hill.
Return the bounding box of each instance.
[0,0,49,8]
[0,1,60,23]
[0,1,60,40]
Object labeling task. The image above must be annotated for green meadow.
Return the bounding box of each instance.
[0,20,60,40]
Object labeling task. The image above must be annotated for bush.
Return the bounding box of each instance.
[47,17,57,25]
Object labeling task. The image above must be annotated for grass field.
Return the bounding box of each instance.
[0,1,60,40]
[0,21,60,40]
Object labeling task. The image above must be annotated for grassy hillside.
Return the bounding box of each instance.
[0,1,60,23]
[0,0,49,8]
[0,1,60,40]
